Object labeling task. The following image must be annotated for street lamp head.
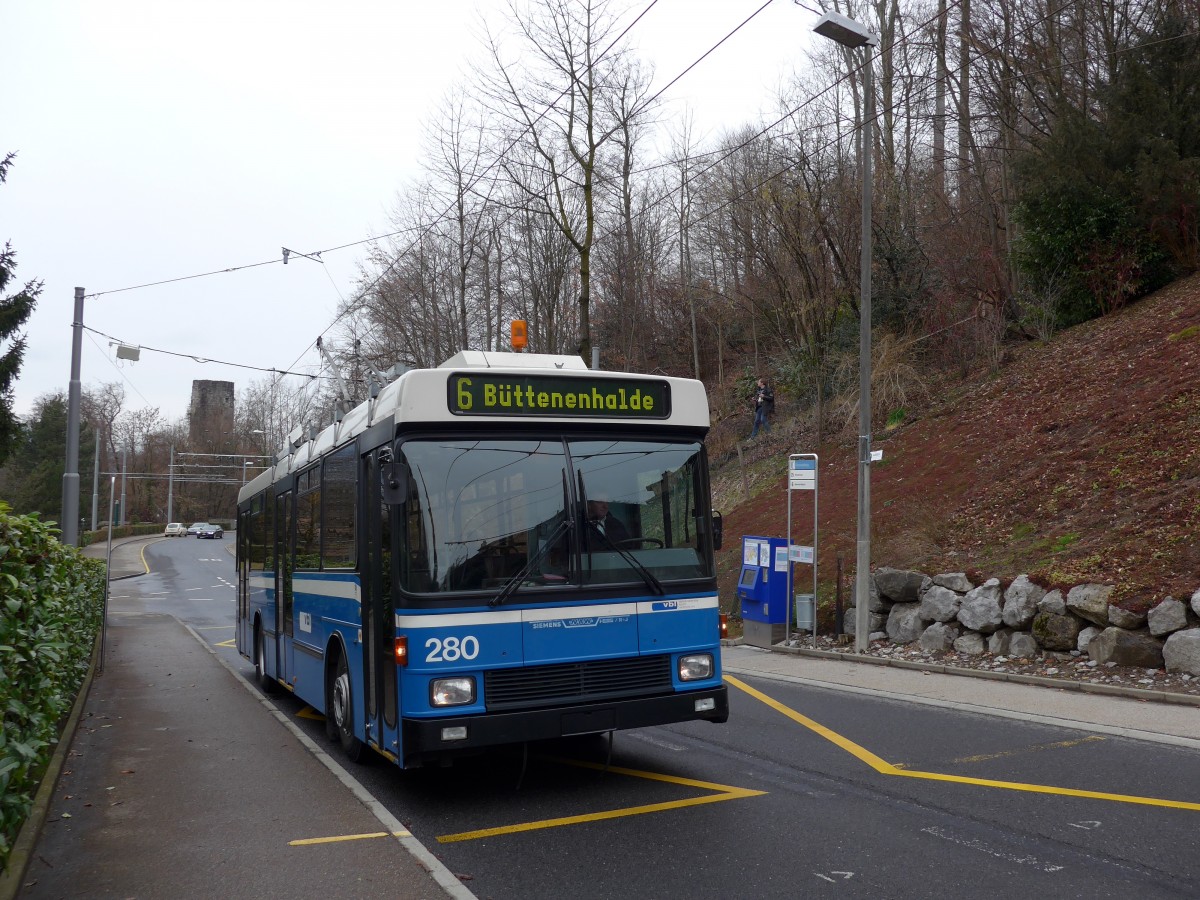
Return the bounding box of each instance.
[813,11,877,48]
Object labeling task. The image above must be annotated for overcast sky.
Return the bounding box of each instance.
[4,0,818,423]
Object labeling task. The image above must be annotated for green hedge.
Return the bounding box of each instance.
[79,523,164,547]
[0,504,105,869]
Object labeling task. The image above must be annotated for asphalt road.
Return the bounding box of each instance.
[117,536,1200,899]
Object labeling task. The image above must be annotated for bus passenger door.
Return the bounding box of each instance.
[362,449,400,759]
[236,508,249,656]
[274,491,291,687]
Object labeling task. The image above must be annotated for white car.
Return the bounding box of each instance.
[163,522,187,537]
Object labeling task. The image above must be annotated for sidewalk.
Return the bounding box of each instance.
[80,533,165,580]
[722,642,1200,749]
[6,537,471,900]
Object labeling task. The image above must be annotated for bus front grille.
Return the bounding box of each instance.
[484,655,673,711]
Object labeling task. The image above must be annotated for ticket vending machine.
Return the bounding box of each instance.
[736,535,790,648]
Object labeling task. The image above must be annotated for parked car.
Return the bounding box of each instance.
[163,522,187,537]
[197,524,224,539]
[187,522,209,535]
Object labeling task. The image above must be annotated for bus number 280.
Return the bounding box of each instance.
[425,636,480,663]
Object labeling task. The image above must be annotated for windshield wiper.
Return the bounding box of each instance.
[588,527,665,596]
[490,519,574,608]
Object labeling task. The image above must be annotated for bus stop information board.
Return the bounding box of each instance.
[789,457,816,491]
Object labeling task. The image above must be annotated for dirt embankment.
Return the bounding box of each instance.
[713,272,1200,616]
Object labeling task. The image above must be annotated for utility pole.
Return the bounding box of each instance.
[91,427,101,531]
[62,287,85,546]
[167,444,175,522]
[120,447,128,526]
[813,10,877,653]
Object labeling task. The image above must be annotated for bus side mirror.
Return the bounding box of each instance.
[711,510,723,551]
[381,463,409,506]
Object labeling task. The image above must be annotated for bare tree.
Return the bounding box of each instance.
[478,0,637,362]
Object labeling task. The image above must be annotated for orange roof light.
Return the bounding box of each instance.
[511,319,528,351]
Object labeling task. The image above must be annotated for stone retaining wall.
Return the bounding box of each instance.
[845,568,1200,677]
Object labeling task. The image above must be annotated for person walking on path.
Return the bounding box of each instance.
[750,377,774,439]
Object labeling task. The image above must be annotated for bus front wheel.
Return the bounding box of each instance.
[328,652,365,763]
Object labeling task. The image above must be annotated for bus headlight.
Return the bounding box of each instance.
[678,654,714,681]
[431,676,476,707]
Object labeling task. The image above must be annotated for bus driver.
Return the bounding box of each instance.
[585,497,630,545]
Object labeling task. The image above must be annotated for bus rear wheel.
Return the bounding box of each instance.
[329,652,365,763]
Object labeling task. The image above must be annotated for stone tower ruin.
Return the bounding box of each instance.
[188,380,236,446]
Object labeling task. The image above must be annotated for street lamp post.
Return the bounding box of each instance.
[814,11,877,653]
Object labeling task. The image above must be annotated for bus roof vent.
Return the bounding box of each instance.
[439,351,587,370]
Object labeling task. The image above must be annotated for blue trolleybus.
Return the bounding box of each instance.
[236,351,729,767]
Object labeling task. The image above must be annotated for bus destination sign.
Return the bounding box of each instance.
[449,373,671,419]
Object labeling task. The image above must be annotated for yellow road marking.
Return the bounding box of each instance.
[214,639,236,648]
[297,706,326,721]
[289,830,410,846]
[138,541,154,575]
[724,674,1200,813]
[437,757,765,843]
[724,675,894,773]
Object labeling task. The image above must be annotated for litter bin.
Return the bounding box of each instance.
[794,593,815,632]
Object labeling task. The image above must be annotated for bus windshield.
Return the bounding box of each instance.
[395,437,713,596]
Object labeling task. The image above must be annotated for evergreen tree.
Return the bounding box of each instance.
[1013,15,1200,328]
[0,153,42,465]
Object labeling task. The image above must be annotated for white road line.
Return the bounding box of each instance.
[183,624,478,900]
[921,826,1063,872]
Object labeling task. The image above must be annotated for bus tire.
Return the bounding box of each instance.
[255,625,277,694]
[329,651,365,763]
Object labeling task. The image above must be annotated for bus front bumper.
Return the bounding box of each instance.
[402,686,729,760]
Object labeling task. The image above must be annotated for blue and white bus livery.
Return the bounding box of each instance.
[236,350,729,768]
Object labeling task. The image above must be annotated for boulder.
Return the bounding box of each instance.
[875,567,927,604]
[919,585,962,623]
[852,579,886,612]
[1038,589,1066,615]
[933,572,975,593]
[886,602,927,644]
[1147,597,1189,637]
[1191,589,1200,618]
[988,628,1014,655]
[957,579,1003,633]
[1086,627,1164,668]
[1032,611,1083,651]
[1066,584,1114,626]
[1108,605,1146,630]
[919,622,960,653]
[1008,632,1039,658]
[1163,628,1200,676]
[1002,575,1044,629]
[845,607,886,633]
[953,632,986,655]
[1077,626,1101,653]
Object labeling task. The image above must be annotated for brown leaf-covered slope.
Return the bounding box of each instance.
[714,273,1200,616]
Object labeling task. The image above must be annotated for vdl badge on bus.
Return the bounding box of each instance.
[236,348,728,769]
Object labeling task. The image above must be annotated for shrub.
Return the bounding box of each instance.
[0,503,105,869]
